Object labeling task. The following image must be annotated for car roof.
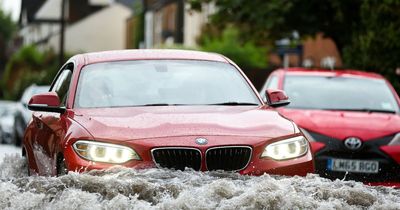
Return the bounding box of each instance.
[75,49,229,65]
[275,67,384,80]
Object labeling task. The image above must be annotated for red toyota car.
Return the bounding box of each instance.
[23,50,313,176]
[261,67,400,187]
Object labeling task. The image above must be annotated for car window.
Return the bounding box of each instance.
[260,75,279,100]
[75,60,261,108]
[52,70,72,106]
[266,75,279,89]
[283,75,399,112]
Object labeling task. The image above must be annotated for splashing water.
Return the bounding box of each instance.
[0,155,399,210]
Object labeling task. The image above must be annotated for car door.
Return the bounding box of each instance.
[32,64,73,176]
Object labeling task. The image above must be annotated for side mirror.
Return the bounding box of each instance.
[28,92,66,113]
[265,89,290,107]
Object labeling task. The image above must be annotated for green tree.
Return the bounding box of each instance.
[0,8,15,43]
[190,0,362,53]
[190,0,400,91]
[0,8,16,77]
[342,1,400,90]
[131,1,145,48]
[1,45,61,100]
[200,26,267,69]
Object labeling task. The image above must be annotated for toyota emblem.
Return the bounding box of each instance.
[195,137,208,145]
[344,137,362,150]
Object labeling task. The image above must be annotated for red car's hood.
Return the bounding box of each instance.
[72,106,295,141]
[279,108,400,141]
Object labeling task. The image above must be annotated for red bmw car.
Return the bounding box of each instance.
[23,50,313,176]
[261,67,400,186]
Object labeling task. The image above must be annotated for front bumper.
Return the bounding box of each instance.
[308,131,400,183]
[63,135,314,176]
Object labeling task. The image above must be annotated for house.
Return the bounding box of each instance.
[143,0,215,48]
[143,0,342,69]
[19,0,136,53]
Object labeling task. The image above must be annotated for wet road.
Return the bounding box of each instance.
[0,145,20,162]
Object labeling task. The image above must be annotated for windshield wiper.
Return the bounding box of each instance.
[208,102,259,106]
[140,103,184,106]
[324,108,396,114]
[130,102,260,107]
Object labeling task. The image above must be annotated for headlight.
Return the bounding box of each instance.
[73,140,140,164]
[389,133,400,145]
[299,128,316,142]
[261,136,309,160]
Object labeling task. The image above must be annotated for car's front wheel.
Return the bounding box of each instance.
[57,156,68,176]
[22,148,30,176]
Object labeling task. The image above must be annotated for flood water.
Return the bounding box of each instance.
[0,154,399,210]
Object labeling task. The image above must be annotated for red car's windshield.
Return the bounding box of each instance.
[284,75,399,113]
[75,60,261,108]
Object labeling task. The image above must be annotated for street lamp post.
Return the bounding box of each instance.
[59,0,66,67]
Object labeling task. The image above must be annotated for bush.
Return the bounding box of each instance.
[0,45,60,100]
[200,26,268,70]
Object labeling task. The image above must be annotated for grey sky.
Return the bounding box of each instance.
[0,0,21,21]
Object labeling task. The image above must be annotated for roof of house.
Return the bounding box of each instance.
[72,49,229,65]
[35,0,62,19]
[23,0,138,25]
[19,0,46,24]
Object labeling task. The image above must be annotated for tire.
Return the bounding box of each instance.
[14,116,24,146]
[0,126,3,144]
[11,129,18,146]
[0,128,5,144]
[23,149,30,176]
[25,156,30,176]
[14,127,22,146]
[57,156,68,176]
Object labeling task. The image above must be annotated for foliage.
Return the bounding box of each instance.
[200,26,267,69]
[132,2,145,48]
[190,0,362,51]
[342,0,400,91]
[190,0,400,92]
[0,46,61,100]
[0,8,16,42]
[0,8,17,84]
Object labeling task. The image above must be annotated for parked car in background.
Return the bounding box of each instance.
[19,84,51,126]
[23,50,314,176]
[261,67,400,187]
[14,84,50,145]
[0,101,23,145]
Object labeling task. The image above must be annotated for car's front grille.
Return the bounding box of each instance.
[206,147,252,171]
[151,146,253,171]
[151,148,201,171]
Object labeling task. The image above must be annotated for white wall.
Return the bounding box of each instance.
[144,11,154,48]
[19,0,61,48]
[48,3,132,53]
[183,2,215,47]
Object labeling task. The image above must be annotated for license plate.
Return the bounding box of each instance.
[327,158,379,174]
